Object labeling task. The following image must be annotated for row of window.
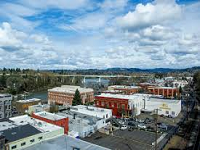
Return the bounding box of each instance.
[97,101,127,109]
[11,137,43,149]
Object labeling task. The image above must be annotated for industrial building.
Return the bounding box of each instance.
[0,115,64,150]
[0,94,12,119]
[16,98,41,114]
[95,93,181,117]
[31,111,69,134]
[57,106,111,138]
[48,85,94,105]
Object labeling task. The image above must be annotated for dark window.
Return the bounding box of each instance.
[11,145,17,149]
[21,142,26,146]
[30,139,35,143]
[38,137,43,140]
[72,147,80,150]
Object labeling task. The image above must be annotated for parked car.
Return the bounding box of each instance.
[157,123,168,130]
[120,125,127,130]
[144,118,154,124]
[138,123,147,129]
[128,126,136,131]
[146,126,154,132]
[137,119,145,123]
[128,121,136,126]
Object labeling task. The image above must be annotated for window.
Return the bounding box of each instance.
[122,104,125,109]
[172,111,175,115]
[106,114,108,118]
[97,101,99,105]
[21,142,26,146]
[30,139,35,143]
[11,145,17,149]
[72,147,80,150]
[101,102,104,106]
[38,137,43,140]
[166,111,169,114]
[111,103,114,108]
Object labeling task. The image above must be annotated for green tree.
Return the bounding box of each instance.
[72,89,82,106]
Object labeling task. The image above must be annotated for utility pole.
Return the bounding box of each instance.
[154,109,158,150]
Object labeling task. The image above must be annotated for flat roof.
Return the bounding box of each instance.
[0,94,12,98]
[1,124,41,143]
[10,115,62,132]
[96,93,180,103]
[148,86,177,89]
[109,85,141,89]
[34,111,66,121]
[48,85,93,94]
[24,135,109,150]
[17,98,41,103]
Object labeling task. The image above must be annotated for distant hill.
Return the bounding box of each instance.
[48,66,200,74]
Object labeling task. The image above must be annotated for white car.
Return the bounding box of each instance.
[138,123,147,129]
[120,125,127,130]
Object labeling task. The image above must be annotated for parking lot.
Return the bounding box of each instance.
[83,131,155,150]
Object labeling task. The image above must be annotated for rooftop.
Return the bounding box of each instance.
[109,85,141,89]
[1,124,41,143]
[34,111,66,121]
[24,135,109,150]
[148,86,177,89]
[17,98,41,103]
[48,85,93,94]
[0,94,12,98]
[10,115,62,132]
[96,93,180,103]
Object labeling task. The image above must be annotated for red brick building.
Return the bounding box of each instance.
[147,86,180,98]
[107,85,142,95]
[48,85,94,105]
[95,95,129,117]
[31,111,69,134]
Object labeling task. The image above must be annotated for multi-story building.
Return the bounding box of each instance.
[0,115,64,150]
[0,94,12,119]
[95,93,181,117]
[147,86,180,98]
[107,85,141,95]
[48,85,94,105]
[31,111,69,134]
[16,98,41,114]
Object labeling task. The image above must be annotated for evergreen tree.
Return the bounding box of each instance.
[72,89,82,106]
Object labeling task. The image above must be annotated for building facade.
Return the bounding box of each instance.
[95,95,130,117]
[95,93,181,117]
[0,94,12,119]
[48,85,94,105]
[31,111,69,134]
[147,86,180,98]
[16,98,41,114]
[1,115,64,150]
[107,85,141,95]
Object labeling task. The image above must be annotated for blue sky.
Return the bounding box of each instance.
[0,0,200,69]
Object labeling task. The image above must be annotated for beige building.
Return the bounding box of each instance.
[0,115,64,150]
[48,85,94,105]
[16,98,41,114]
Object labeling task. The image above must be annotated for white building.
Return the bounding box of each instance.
[97,93,181,117]
[0,94,12,119]
[57,106,111,138]
[70,105,112,119]
[28,104,50,114]
[172,80,188,88]
[0,115,64,150]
